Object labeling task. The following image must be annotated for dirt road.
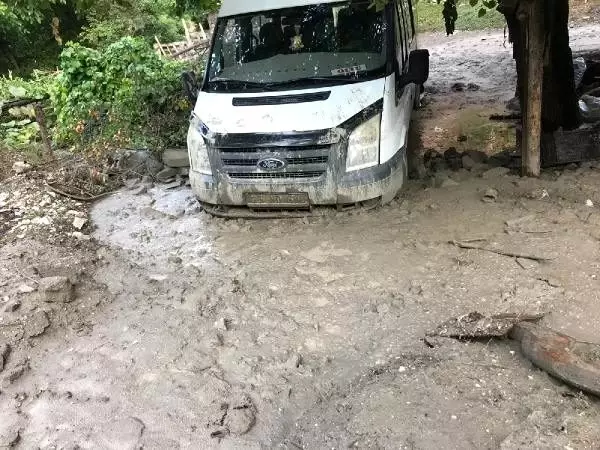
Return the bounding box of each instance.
[2,26,600,449]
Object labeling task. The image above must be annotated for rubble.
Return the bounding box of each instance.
[0,176,89,242]
[39,276,74,303]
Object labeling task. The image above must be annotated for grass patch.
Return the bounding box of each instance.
[415,1,506,33]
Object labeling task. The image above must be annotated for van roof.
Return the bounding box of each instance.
[219,0,344,17]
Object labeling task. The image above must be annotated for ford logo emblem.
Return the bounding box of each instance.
[257,158,286,171]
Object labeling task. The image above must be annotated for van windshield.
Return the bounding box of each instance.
[206,1,389,91]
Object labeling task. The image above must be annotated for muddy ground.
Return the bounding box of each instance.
[2,26,600,450]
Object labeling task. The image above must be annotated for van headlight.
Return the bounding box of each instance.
[346,113,381,172]
[188,114,212,175]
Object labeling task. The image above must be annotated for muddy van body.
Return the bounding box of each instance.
[187,0,429,215]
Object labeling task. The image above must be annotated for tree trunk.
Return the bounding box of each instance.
[522,0,544,177]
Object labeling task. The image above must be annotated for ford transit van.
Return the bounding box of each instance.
[187,0,429,216]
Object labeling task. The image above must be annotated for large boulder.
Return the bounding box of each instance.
[117,150,163,177]
[163,149,190,168]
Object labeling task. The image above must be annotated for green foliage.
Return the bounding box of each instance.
[0,73,53,149]
[80,0,183,48]
[416,0,505,32]
[175,0,220,20]
[52,37,191,155]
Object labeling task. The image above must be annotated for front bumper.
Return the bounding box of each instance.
[188,99,406,211]
[189,147,406,209]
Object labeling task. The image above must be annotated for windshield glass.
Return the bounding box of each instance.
[206,1,388,90]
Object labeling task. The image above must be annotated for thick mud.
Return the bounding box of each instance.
[2,26,600,449]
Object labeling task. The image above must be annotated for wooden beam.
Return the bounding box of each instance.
[522,0,545,177]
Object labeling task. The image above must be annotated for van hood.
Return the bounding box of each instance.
[194,78,386,134]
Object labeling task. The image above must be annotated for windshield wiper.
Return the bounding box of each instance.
[268,75,368,88]
[208,78,277,91]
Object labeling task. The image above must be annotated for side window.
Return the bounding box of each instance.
[398,0,415,44]
[406,0,416,39]
[394,2,407,68]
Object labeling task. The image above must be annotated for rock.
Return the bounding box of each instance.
[39,276,74,303]
[451,82,466,92]
[117,150,163,177]
[464,150,488,164]
[285,353,303,369]
[31,216,52,226]
[4,360,29,384]
[12,161,31,174]
[483,188,499,203]
[17,284,36,294]
[0,344,10,372]
[156,167,178,182]
[72,217,87,230]
[224,395,256,436]
[163,149,190,168]
[482,167,511,179]
[461,155,476,170]
[444,147,463,171]
[586,199,594,208]
[4,300,21,312]
[467,82,480,91]
[162,180,182,190]
[225,408,256,436]
[24,310,50,337]
[214,318,229,332]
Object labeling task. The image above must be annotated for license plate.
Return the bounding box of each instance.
[245,192,310,209]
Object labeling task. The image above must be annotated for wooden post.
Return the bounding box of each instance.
[199,22,208,41]
[34,103,53,159]
[522,0,545,177]
[182,19,192,44]
[154,36,166,57]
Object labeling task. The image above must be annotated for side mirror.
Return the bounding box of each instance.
[400,49,430,87]
[182,71,199,104]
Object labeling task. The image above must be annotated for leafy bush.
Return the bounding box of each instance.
[0,72,53,150]
[52,36,191,157]
[80,0,184,48]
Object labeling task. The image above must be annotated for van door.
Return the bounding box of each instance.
[387,0,415,159]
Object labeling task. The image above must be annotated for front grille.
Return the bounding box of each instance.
[218,145,329,153]
[228,171,325,180]
[214,141,332,182]
[222,156,328,166]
